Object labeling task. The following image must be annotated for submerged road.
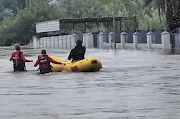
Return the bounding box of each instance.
[0,48,180,119]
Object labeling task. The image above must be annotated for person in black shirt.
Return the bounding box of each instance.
[68,40,86,62]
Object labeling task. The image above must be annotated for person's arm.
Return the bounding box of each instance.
[9,53,13,61]
[34,58,40,67]
[20,52,33,62]
[83,47,86,58]
[48,57,63,64]
[84,47,86,54]
[68,49,74,60]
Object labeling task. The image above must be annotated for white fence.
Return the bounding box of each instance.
[33,35,74,49]
[32,31,173,52]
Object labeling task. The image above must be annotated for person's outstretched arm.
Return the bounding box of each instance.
[21,52,33,62]
[9,53,13,61]
[34,58,40,67]
[48,57,63,64]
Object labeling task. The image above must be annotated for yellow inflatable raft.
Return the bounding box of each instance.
[50,56,102,72]
[50,57,65,72]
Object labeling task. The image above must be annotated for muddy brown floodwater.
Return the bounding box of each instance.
[0,48,180,119]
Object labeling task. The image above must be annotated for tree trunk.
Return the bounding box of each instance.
[166,0,175,32]
[166,0,178,50]
[166,0,180,31]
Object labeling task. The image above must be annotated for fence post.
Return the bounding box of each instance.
[175,33,180,49]
[72,33,77,48]
[83,33,87,47]
[65,35,67,49]
[109,32,114,48]
[41,37,43,48]
[49,37,51,49]
[57,36,59,49]
[87,32,94,48]
[45,37,47,48]
[32,36,38,48]
[53,36,55,49]
[39,38,42,48]
[133,32,140,49]
[61,36,63,49]
[179,32,180,49]
[121,31,128,49]
[99,32,105,49]
[147,31,154,49]
[161,31,171,52]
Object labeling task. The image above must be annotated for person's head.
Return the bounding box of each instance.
[15,44,20,51]
[41,49,46,55]
[76,40,82,46]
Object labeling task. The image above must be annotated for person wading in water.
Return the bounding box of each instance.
[34,49,64,74]
[9,44,33,72]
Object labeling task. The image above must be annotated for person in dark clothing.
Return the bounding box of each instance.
[9,44,33,72]
[34,50,64,74]
[68,40,86,62]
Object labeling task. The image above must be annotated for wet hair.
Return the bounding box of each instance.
[76,40,82,46]
[15,44,20,50]
[41,49,46,54]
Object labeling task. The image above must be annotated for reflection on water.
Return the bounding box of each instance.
[0,48,180,119]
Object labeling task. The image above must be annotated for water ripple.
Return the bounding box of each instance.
[0,48,180,119]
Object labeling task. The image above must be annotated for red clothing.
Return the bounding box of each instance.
[9,51,31,65]
[34,55,62,68]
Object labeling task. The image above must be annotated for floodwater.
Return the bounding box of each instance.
[0,48,180,119]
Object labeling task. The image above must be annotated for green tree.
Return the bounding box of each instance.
[0,0,169,45]
[0,0,58,45]
[0,0,26,16]
[143,0,180,32]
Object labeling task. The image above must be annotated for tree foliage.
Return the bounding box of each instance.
[0,0,167,45]
[143,0,180,32]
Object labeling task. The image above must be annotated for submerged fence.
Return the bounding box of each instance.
[32,29,180,53]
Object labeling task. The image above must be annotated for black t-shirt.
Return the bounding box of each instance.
[68,46,86,61]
